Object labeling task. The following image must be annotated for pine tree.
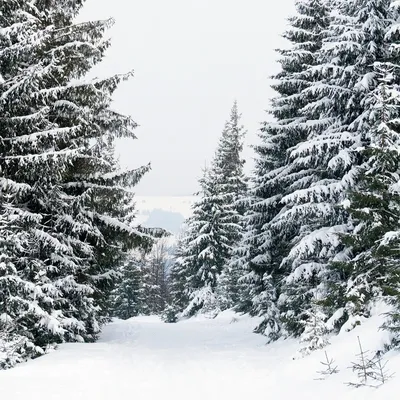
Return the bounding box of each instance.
[214,101,248,310]
[172,103,246,317]
[141,240,170,315]
[328,64,400,334]
[234,0,332,340]
[316,351,339,379]
[274,0,400,336]
[181,169,228,317]
[113,258,145,320]
[167,233,190,317]
[0,0,153,365]
[299,305,330,356]
[114,238,171,318]
[346,337,393,388]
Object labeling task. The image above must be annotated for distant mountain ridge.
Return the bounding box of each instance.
[134,196,196,234]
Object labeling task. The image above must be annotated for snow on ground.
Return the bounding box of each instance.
[1,309,399,399]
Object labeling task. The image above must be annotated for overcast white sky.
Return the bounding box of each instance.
[79,0,295,196]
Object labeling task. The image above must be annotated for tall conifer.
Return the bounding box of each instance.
[235,0,332,340]
[171,103,246,317]
[0,0,153,365]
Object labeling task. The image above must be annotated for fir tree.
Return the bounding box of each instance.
[346,337,393,388]
[234,0,331,340]
[329,64,400,334]
[316,351,339,379]
[181,169,229,317]
[277,0,400,335]
[113,258,145,320]
[146,239,170,313]
[173,103,246,317]
[167,233,190,316]
[214,101,248,310]
[299,305,330,356]
[0,0,153,365]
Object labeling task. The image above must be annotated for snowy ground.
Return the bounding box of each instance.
[1,310,399,399]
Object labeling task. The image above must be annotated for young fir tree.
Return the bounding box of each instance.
[298,305,330,357]
[180,169,231,317]
[141,268,163,315]
[214,102,248,310]
[275,0,400,336]
[114,238,171,318]
[233,0,331,341]
[0,0,153,365]
[140,240,170,315]
[167,232,191,316]
[175,103,246,317]
[113,257,146,320]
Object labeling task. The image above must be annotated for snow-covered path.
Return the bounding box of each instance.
[1,312,399,399]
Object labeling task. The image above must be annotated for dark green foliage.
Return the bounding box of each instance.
[328,65,400,335]
[113,239,171,320]
[161,305,179,324]
[169,103,246,318]
[0,0,153,367]
[113,260,145,320]
[168,237,190,315]
[233,0,332,341]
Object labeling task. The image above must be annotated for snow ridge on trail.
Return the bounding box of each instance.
[0,311,399,399]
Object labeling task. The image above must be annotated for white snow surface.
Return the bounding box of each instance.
[1,309,400,399]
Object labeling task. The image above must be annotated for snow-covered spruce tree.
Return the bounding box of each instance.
[0,202,40,367]
[298,304,329,357]
[213,101,247,204]
[141,239,170,315]
[0,0,59,363]
[0,0,153,364]
[180,170,228,317]
[276,0,400,336]
[328,65,400,334]
[114,238,171,319]
[214,102,248,311]
[113,257,146,320]
[167,234,191,317]
[176,103,246,317]
[233,0,331,340]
